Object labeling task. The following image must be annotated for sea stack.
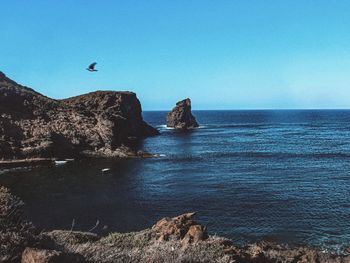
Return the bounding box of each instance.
[166,98,199,130]
[0,71,159,160]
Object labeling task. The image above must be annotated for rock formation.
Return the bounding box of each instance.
[0,71,159,160]
[152,212,208,243]
[166,98,199,129]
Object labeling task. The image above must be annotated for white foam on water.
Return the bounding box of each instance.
[0,167,33,175]
[151,153,166,157]
[0,169,9,175]
[54,160,68,165]
[158,124,207,130]
[157,124,174,130]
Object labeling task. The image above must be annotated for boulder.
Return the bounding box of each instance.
[166,98,199,129]
[0,71,159,160]
[152,212,208,243]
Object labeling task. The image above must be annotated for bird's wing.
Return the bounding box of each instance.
[89,62,97,69]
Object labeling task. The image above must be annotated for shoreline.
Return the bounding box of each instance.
[0,158,54,168]
[1,186,349,263]
[0,152,159,169]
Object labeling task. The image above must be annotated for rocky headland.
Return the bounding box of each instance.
[166,98,199,130]
[0,72,158,161]
[1,186,349,263]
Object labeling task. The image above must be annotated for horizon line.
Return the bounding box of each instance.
[143,108,350,111]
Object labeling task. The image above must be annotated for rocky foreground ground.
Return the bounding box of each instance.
[1,186,349,263]
[0,71,158,161]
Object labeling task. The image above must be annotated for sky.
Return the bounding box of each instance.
[1,0,350,110]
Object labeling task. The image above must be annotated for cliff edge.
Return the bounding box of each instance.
[0,71,158,160]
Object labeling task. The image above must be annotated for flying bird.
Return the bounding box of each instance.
[87,62,98,72]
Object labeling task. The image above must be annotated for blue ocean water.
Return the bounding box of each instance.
[1,110,350,252]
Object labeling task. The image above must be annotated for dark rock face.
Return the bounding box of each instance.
[166,98,199,129]
[0,71,158,160]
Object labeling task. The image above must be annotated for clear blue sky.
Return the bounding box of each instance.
[1,0,350,110]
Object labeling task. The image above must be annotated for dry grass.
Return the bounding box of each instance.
[0,187,37,262]
[44,229,235,263]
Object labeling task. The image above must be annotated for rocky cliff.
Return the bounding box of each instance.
[166,98,199,129]
[0,72,158,160]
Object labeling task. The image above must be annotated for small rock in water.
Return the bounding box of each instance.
[166,98,199,130]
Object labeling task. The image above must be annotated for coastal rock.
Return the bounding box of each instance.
[0,71,159,160]
[166,98,199,129]
[152,212,208,243]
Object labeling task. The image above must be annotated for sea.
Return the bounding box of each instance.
[1,110,350,253]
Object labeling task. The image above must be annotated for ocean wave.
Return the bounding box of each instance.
[157,124,174,130]
[157,124,206,129]
[0,167,33,175]
[154,154,166,157]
